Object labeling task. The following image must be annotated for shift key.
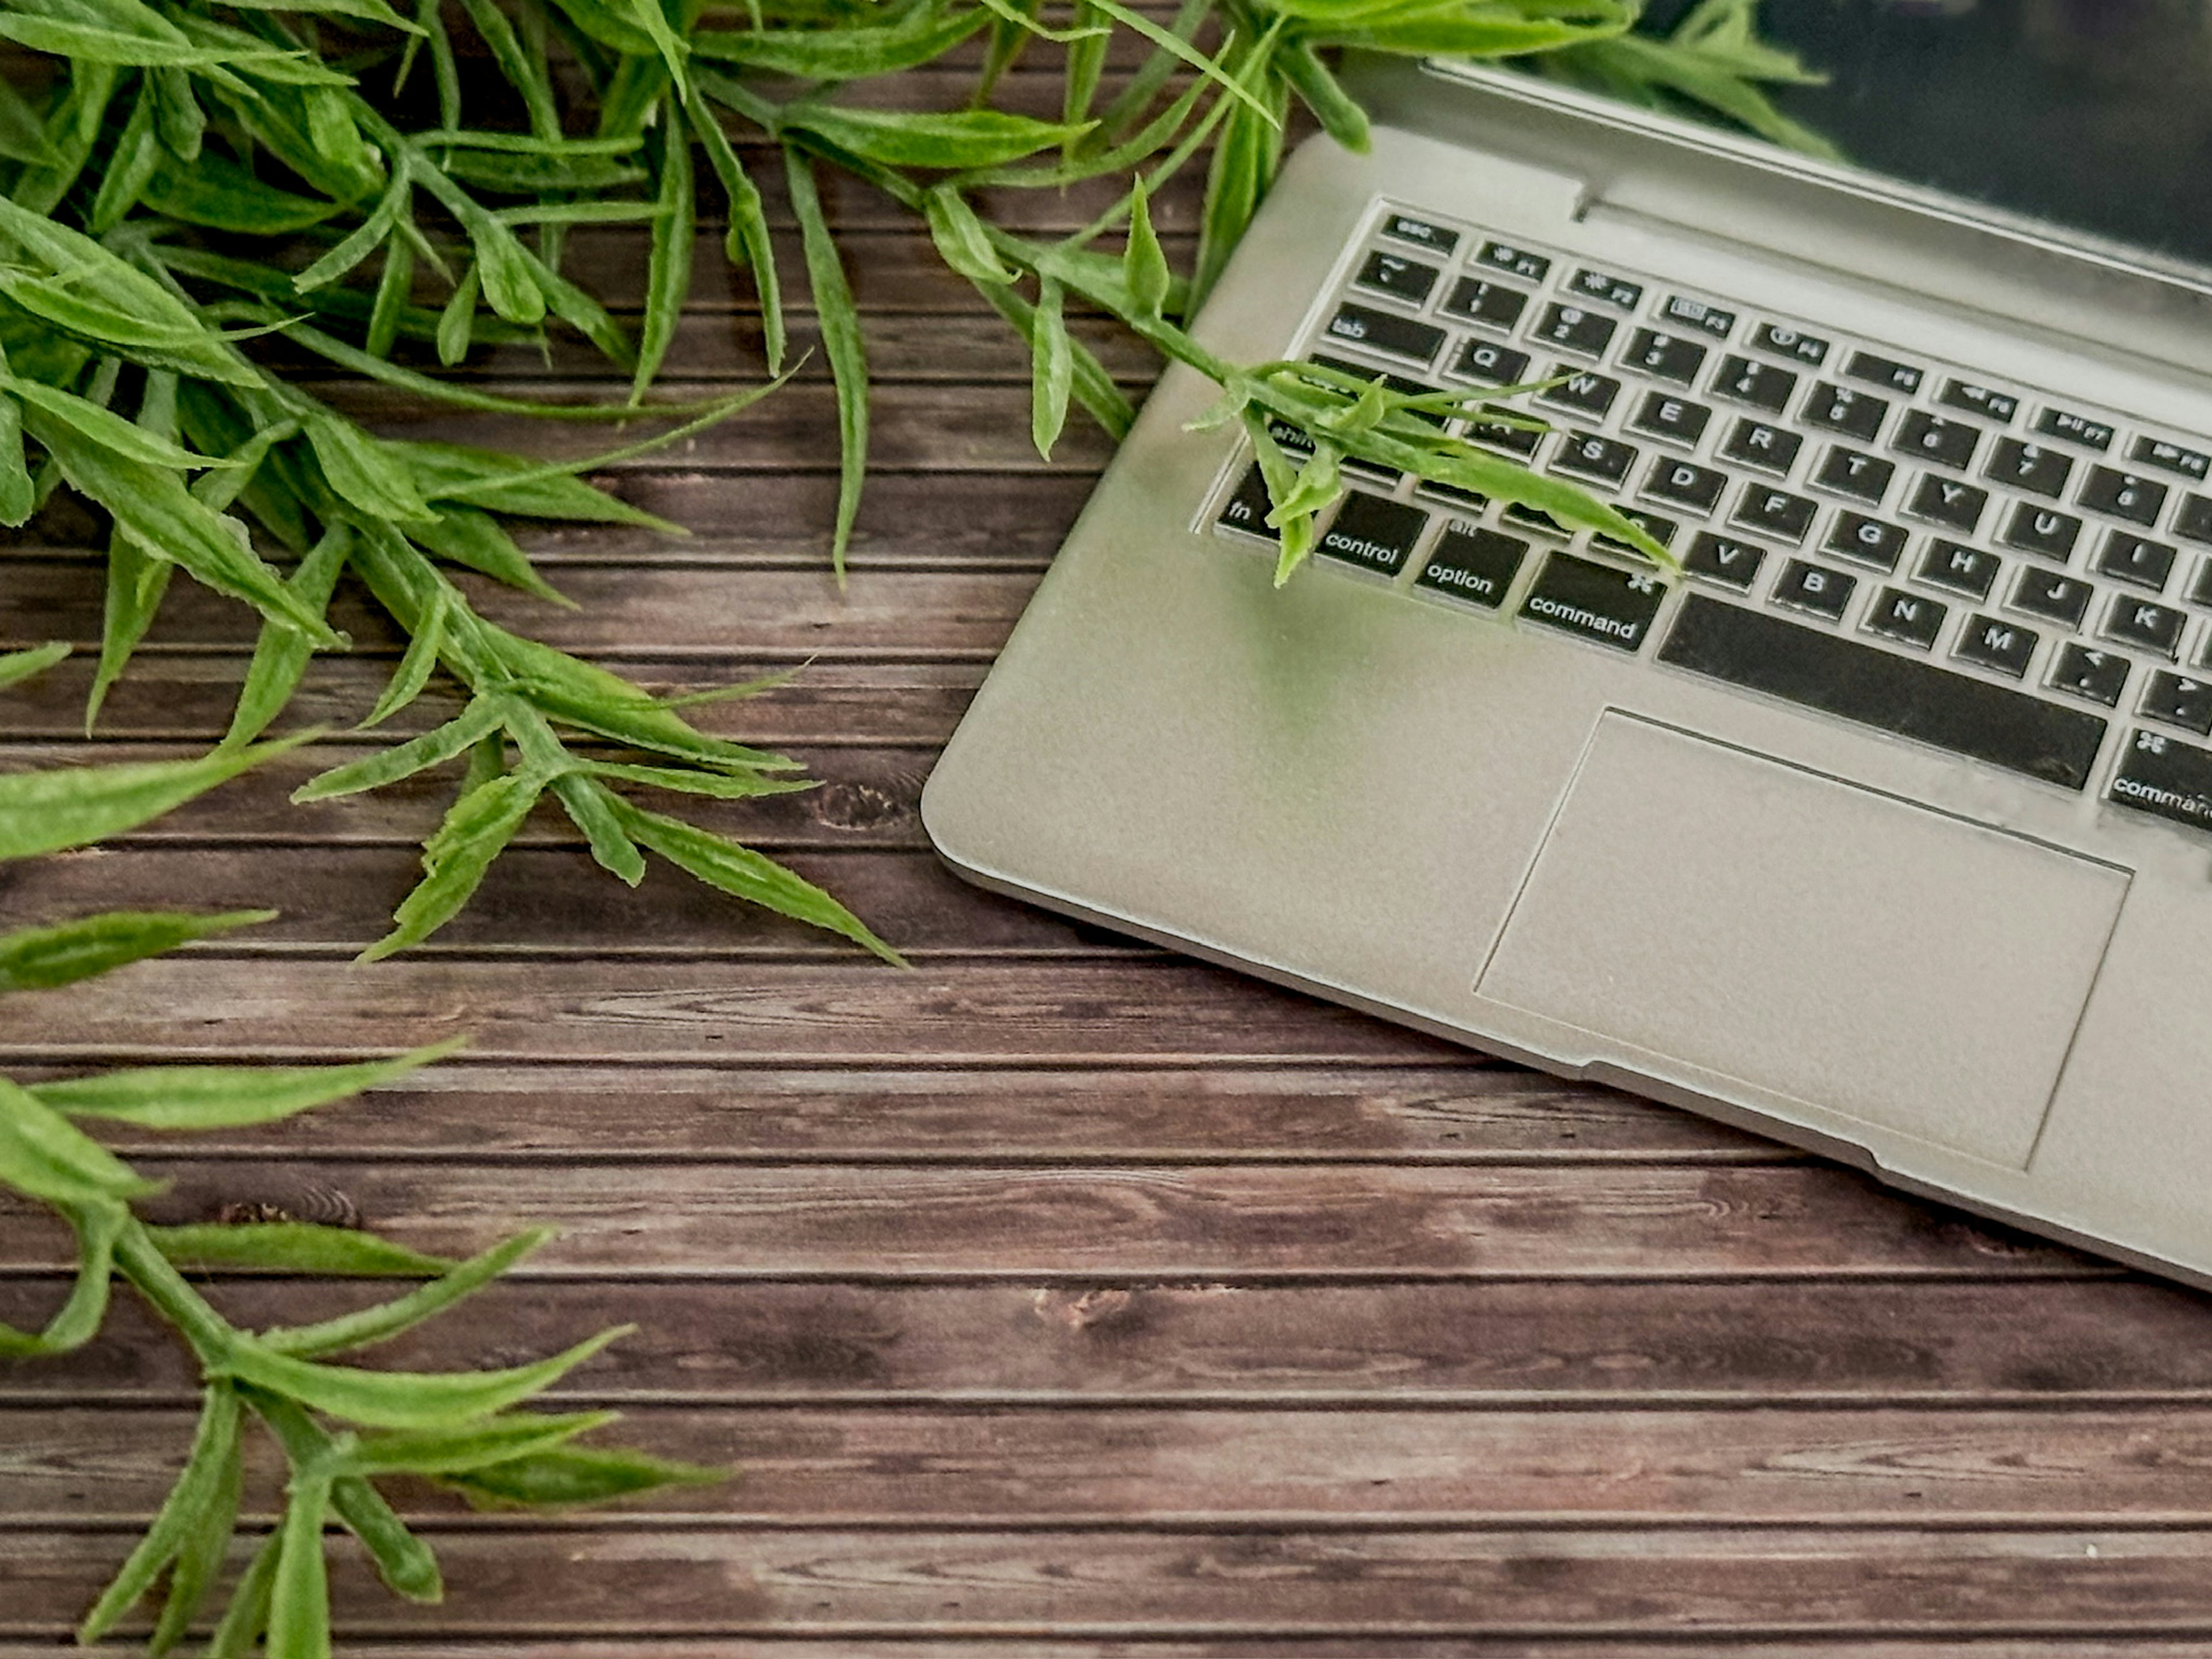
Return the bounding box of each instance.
[1519,552,1668,651]
[2110,727,2212,834]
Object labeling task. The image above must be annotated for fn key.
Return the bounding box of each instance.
[1519,552,1668,652]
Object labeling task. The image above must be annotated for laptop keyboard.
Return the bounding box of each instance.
[1210,206,2212,837]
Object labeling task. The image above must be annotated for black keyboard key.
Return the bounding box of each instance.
[1822,511,1908,572]
[1986,438,2074,498]
[1454,338,1532,385]
[1416,480,1487,511]
[2133,437,2211,482]
[1593,507,1680,556]
[1630,390,1712,447]
[2010,567,2094,628]
[1342,456,1404,486]
[1683,531,1767,590]
[1895,410,1982,470]
[1465,418,1541,459]
[1536,367,1620,420]
[1645,457,1727,514]
[1659,594,2107,789]
[1733,483,1818,542]
[1260,415,1316,461]
[1416,522,1525,607]
[1569,268,1643,310]
[1812,445,1895,505]
[1534,302,1618,358]
[1553,430,1638,487]
[1217,464,1278,540]
[1324,303,1445,366]
[1307,354,1434,402]
[2110,726,2212,831]
[2036,407,2116,450]
[2176,495,2212,545]
[1753,323,1828,365]
[2095,531,2178,593]
[2191,558,2212,609]
[1919,540,2001,601]
[1721,418,1802,475]
[2001,501,2082,561]
[1519,551,1667,651]
[1864,585,1946,649]
[2139,669,2212,736]
[1355,249,1439,305]
[1771,558,1855,621]
[1955,613,2039,678]
[1622,328,1707,385]
[1847,351,1924,395]
[1663,295,1736,339]
[2103,595,2188,657]
[1941,381,2020,423]
[1442,277,1529,333]
[2050,643,2130,707]
[1508,503,1572,539]
[1382,214,1457,256]
[1317,492,1426,576]
[1713,355,1798,414]
[1907,474,1988,533]
[1475,240,1550,282]
[1805,383,1889,443]
[2080,465,2169,528]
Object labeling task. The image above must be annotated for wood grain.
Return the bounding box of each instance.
[9,48,2212,1655]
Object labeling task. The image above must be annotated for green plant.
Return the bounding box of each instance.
[0,658,718,1657]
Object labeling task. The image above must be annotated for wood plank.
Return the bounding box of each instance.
[0,560,1039,657]
[0,1063,1759,1161]
[0,847,1116,957]
[0,743,937,850]
[28,1646,2212,1659]
[14,1525,2212,1637]
[0,1157,2086,1277]
[20,1278,2211,1404]
[16,1403,2212,1518]
[0,657,988,745]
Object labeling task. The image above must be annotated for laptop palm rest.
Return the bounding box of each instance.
[1475,713,2129,1171]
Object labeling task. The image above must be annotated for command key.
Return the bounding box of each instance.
[1518,551,1668,652]
[2109,726,2212,834]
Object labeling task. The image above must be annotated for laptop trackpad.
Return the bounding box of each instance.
[1475,713,2128,1170]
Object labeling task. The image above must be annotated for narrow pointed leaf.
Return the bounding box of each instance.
[325,1411,619,1479]
[0,732,315,859]
[0,1200,124,1358]
[293,698,507,801]
[362,768,548,961]
[1029,275,1071,460]
[437,1444,724,1510]
[266,1228,554,1358]
[0,908,274,993]
[77,1385,243,1643]
[268,1475,332,1659]
[146,1222,453,1277]
[785,146,867,580]
[554,772,646,885]
[35,1037,463,1130]
[216,1325,630,1430]
[225,525,353,749]
[362,593,445,728]
[0,640,68,690]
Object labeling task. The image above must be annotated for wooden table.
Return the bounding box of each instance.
[10,113,2212,1657]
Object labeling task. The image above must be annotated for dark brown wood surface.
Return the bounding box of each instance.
[10,75,2212,1657]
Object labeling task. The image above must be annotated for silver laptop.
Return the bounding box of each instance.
[921,41,2212,1286]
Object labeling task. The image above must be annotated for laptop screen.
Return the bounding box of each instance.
[1734,0,2212,276]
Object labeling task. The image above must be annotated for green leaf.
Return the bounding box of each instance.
[225,524,353,749]
[0,732,315,861]
[613,798,904,964]
[411,507,571,607]
[323,1411,619,1479]
[146,1222,453,1277]
[1029,275,1073,461]
[1278,38,1369,151]
[785,146,868,581]
[0,1200,123,1358]
[693,7,986,75]
[362,768,548,961]
[632,120,694,403]
[77,1384,244,1643]
[294,165,413,292]
[0,908,274,993]
[785,104,1093,171]
[3,376,232,472]
[216,1324,630,1430]
[264,1227,553,1359]
[1080,0,1278,126]
[1122,175,1171,320]
[252,1390,445,1603]
[0,392,33,527]
[205,1531,280,1659]
[923,184,1016,285]
[28,411,339,646]
[0,639,68,690]
[86,533,169,736]
[553,771,647,886]
[89,81,161,233]
[399,440,680,529]
[141,150,340,234]
[292,697,509,801]
[306,412,437,526]
[685,90,783,374]
[147,1391,243,1656]
[0,15,307,68]
[366,239,414,358]
[35,1037,463,1130]
[586,760,811,801]
[362,591,446,728]
[0,1077,156,1209]
[437,1443,724,1510]
[268,1475,332,1659]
